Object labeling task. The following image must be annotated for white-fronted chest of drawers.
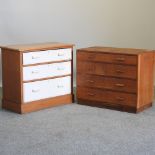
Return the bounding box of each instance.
[1,42,74,114]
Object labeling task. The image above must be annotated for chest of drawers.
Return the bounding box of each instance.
[1,42,74,114]
[77,47,155,113]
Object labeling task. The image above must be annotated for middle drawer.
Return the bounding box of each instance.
[77,74,137,93]
[23,61,71,81]
[77,61,137,79]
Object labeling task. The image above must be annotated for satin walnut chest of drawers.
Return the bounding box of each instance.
[77,47,155,113]
[1,42,74,114]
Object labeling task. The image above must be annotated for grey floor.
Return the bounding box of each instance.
[0,88,155,155]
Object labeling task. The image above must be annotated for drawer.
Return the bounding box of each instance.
[77,52,137,65]
[77,87,137,107]
[23,61,71,81]
[48,76,71,97]
[77,61,137,79]
[77,74,137,93]
[23,80,50,102]
[23,48,72,65]
[23,76,71,102]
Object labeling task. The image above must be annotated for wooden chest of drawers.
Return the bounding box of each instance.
[77,47,155,113]
[1,42,74,114]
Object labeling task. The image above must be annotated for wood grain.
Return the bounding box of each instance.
[1,42,74,52]
[1,42,74,114]
[77,61,137,79]
[77,74,137,93]
[2,49,23,104]
[2,94,73,114]
[77,47,154,113]
[77,51,137,65]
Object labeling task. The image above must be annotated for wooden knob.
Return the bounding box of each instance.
[115,57,125,61]
[116,70,124,74]
[116,97,124,101]
[87,80,94,83]
[88,93,95,96]
[115,83,125,87]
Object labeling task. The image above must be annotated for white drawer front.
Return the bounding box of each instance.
[23,80,50,102]
[23,76,71,103]
[23,61,71,81]
[23,50,50,65]
[23,48,72,65]
[48,61,71,77]
[48,76,71,97]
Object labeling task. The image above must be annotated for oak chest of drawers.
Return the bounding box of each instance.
[1,42,74,114]
[77,47,155,113]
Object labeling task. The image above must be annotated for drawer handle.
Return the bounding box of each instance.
[32,71,39,74]
[58,53,64,56]
[88,93,95,96]
[87,80,94,83]
[98,73,105,76]
[115,83,125,87]
[32,56,40,59]
[116,70,124,74]
[88,55,94,59]
[32,89,40,93]
[116,97,124,101]
[57,67,64,71]
[115,58,125,61]
[57,85,64,88]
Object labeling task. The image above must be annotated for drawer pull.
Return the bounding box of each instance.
[116,70,124,74]
[32,56,40,59]
[32,89,40,93]
[115,83,125,87]
[31,71,39,74]
[58,53,64,56]
[115,58,125,61]
[116,97,124,101]
[88,55,95,59]
[87,80,94,83]
[98,73,105,76]
[57,67,64,71]
[57,85,64,88]
[88,93,95,96]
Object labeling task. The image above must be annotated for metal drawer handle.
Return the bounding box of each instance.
[57,85,64,88]
[32,71,39,74]
[88,93,95,96]
[88,55,94,59]
[87,80,94,83]
[57,67,64,70]
[58,53,64,56]
[115,83,125,87]
[116,97,124,101]
[32,56,40,59]
[98,73,105,76]
[115,58,125,61]
[32,89,40,93]
[116,70,124,74]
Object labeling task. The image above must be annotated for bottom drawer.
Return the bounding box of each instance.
[77,87,137,107]
[23,76,71,103]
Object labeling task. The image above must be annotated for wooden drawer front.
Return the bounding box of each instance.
[77,62,137,79]
[23,48,72,65]
[23,61,71,81]
[23,76,71,102]
[77,52,137,65]
[77,75,137,93]
[77,87,137,106]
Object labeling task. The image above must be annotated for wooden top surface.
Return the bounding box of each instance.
[0,42,74,52]
[77,46,154,55]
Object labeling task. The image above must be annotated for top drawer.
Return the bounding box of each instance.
[77,52,137,65]
[23,48,72,65]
